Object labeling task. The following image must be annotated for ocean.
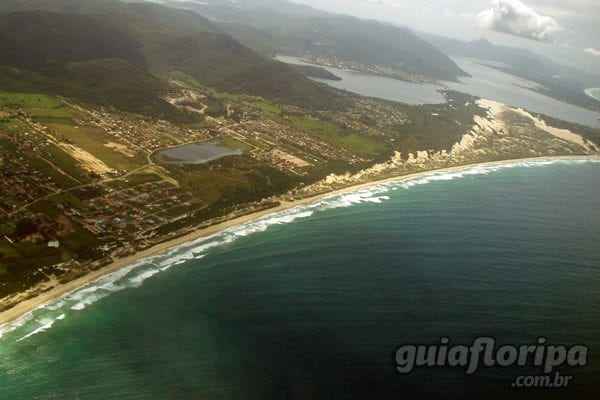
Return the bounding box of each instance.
[0,159,599,399]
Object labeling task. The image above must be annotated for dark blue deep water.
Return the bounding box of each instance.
[1,159,599,399]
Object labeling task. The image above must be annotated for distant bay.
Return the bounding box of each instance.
[276,55,600,128]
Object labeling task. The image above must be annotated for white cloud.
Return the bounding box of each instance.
[358,0,409,9]
[584,47,600,56]
[476,0,562,42]
[443,9,456,18]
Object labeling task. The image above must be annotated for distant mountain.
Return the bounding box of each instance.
[162,0,469,83]
[0,11,146,66]
[0,0,338,116]
[0,9,189,119]
[420,34,600,112]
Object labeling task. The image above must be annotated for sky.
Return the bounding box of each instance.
[291,0,600,74]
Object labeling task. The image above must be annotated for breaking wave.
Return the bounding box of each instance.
[0,157,597,344]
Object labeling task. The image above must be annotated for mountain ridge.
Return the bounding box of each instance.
[161,0,469,83]
[420,32,600,112]
[0,0,339,115]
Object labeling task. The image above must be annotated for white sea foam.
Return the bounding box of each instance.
[129,269,163,287]
[0,157,597,343]
[16,317,57,342]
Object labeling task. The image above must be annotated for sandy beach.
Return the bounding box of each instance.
[0,155,597,328]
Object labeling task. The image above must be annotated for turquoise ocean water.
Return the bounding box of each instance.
[0,159,598,399]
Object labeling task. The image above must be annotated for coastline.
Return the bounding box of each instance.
[0,154,597,328]
[584,87,600,101]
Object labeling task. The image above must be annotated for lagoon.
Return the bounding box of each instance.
[156,142,242,165]
[275,55,446,105]
[276,55,600,128]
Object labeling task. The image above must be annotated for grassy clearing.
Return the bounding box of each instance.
[168,71,204,90]
[0,239,21,262]
[217,92,281,114]
[276,115,387,158]
[248,99,281,114]
[0,223,14,236]
[220,138,254,151]
[106,173,164,190]
[49,192,86,211]
[29,200,61,219]
[47,123,139,171]
[14,241,47,259]
[0,92,61,109]
[42,143,91,183]
[0,92,73,125]
[166,74,282,114]
[0,136,19,154]
[0,134,82,190]
[29,107,73,123]
[28,156,80,189]
[25,200,99,257]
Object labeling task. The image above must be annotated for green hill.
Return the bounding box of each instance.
[0,60,193,121]
[0,0,338,112]
[289,64,342,81]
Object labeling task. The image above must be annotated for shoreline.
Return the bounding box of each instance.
[584,88,600,101]
[0,155,597,328]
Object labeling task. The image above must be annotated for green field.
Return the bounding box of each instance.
[0,237,21,273]
[0,92,62,109]
[0,92,74,124]
[167,71,205,90]
[29,107,73,123]
[219,138,254,151]
[27,156,80,189]
[42,143,92,183]
[46,123,139,171]
[107,173,164,190]
[277,115,387,158]
[49,192,86,211]
[217,92,282,114]
[248,99,281,114]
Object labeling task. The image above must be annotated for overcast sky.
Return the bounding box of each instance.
[291,0,600,73]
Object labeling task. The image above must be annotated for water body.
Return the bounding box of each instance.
[1,159,599,399]
[276,55,600,128]
[157,142,241,165]
[445,57,600,128]
[275,55,446,104]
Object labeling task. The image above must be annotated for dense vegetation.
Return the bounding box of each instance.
[0,61,194,121]
[289,64,342,81]
[0,10,145,66]
[0,0,338,116]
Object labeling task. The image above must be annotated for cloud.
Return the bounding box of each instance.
[443,9,456,18]
[358,0,408,9]
[584,47,600,56]
[476,0,562,42]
